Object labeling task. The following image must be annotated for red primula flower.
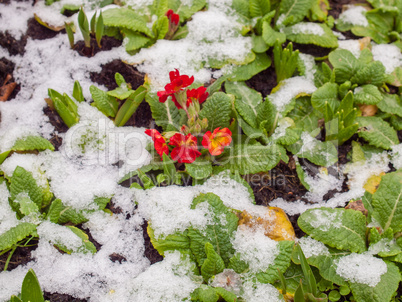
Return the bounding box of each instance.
[169,133,201,163]
[157,69,194,105]
[166,9,179,26]
[186,86,209,107]
[202,127,232,156]
[145,129,169,159]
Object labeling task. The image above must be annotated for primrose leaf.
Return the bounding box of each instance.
[350,61,386,86]
[249,0,270,17]
[228,253,249,273]
[298,208,367,253]
[146,93,181,131]
[201,242,225,281]
[288,97,320,133]
[227,52,272,82]
[256,98,277,134]
[17,193,40,217]
[353,84,383,105]
[372,171,402,232]
[386,66,402,87]
[283,23,338,48]
[262,22,286,47]
[185,158,212,180]
[21,269,44,302]
[199,92,232,132]
[349,261,400,302]
[58,206,88,225]
[147,225,191,256]
[0,222,37,251]
[167,0,206,20]
[72,80,85,103]
[10,166,44,209]
[311,82,339,114]
[314,62,333,87]
[107,84,133,100]
[377,93,402,117]
[52,225,97,254]
[122,29,152,52]
[356,116,399,149]
[328,49,359,83]
[46,199,64,223]
[225,82,262,128]
[90,85,119,118]
[102,8,154,37]
[11,136,55,152]
[256,240,294,283]
[279,0,315,26]
[219,143,282,175]
[191,285,220,302]
[188,193,238,267]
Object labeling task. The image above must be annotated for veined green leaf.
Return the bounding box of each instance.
[185,158,212,180]
[191,285,220,302]
[11,136,54,152]
[0,223,37,252]
[153,15,169,40]
[283,22,338,48]
[262,22,286,47]
[201,242,225,281]
[53,225,97,254]
[250,0,270,18]
[147,225,191,256]
[350,61,386,86]
[279,0,315,26]
[227,52,272,82]
[356,116,399,149]
[256,98,277,135]
[10,166,44,209]
[349,261,400,302]
[102,8,153,37]
[167,0,206,20]
[372,171,402,232]
[298,208,367,253]
[21,269,44,302]
[385,66,402,87]
[58,206,88,225]
[219,143,282,174]
[288,97,321,133]
[328,49,359,84]
[89,85,119,118]
[17,193,40,217]
[199,92,232,132]
[146,92,181,131]
[46,199,64,223]
[122,29,152,52]
[377,93,402,117]
[311,82,339,114]
[188,193,238,266]
[353,84,382,105]
[314,62,333,87]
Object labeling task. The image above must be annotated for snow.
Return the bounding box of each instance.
[372,44,402,74]
[0,1,33,39]
[289,22,325,36]
[242,280,284,302]
[337,6,369,27]
[298,236,330,258]
[338,40,361,58]
[336,253,387,287]
[390,143,402,170]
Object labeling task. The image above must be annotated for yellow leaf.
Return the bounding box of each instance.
[363,172,385,194]
[238,206,296,241]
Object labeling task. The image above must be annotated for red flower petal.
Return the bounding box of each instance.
[202,127,232,156]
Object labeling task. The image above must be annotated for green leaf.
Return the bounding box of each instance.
[314,62,333,87]
[214,287,237,302]
[0,150,11,165]
[201,242,225,281]
[356,116,399,149]
[46,199,64,223]
[10,296,23,302]
[256,98,277,134]
[95,11,104,49]
[102,8,153,37]
[161,152,176,184]
[385,66,402,87]
[226,82,262,128]
[89,85,119,118]
[353,84,383,105]
[227,52,272,82]
[147,225,191,256]
[122,29,152,52]
[153,15,169,39]
[295,157,310,190]
[250,0,270,17]
[188,193,239,266]
[10,166,44,209]
[328,49,359,84]
[72,80,84,103]
[377,93,402,117]
[350,61,386,86]
[0,223,37,251]
[232,0,250,18]
[167,0,206,20]
[65,22,75,48]
[199,92,232,132]
[78,8,91,48]
[262,22,286,47]
[146,92,182,131]
[349,261,400,302]
[283,23,338,48]
[218,143,282,175]
[58,206,88,225]
[11,136,55,152]
[372,171,402,232]
[228,253,249,273]
[279,0,315,26]
[311,82,339,114]
[53,96,79,128]
[21,269,44,302]
[191,285,220,302]
[53,225,97,254]
[17,193,40,217]
[90,12,96,34]
[185,158,212,180]
[252,34,269,53]
[114,86,147,127]
[288,97,320,133]
[256,240,294,283]
[298,208,367,253]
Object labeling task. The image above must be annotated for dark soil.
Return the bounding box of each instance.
[74,36,122,58]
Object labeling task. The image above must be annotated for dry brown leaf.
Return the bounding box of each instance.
[359,36,371,50]
[359,104,378,116]
[34,14,65,31]
[363,172,385,194]
[345,199,368,216]
[238,206,296,241]
[0,74,17,102]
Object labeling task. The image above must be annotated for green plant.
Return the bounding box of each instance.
[273,41,300,83]
[10,269,48,302]
[75,7,104,49]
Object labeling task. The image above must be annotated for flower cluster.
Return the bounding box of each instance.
[165,10,180,40]
[146,70,232,164]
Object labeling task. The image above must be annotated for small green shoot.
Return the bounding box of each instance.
[273,41,299,83]
[64,22,75,49]
[78,7,91,48]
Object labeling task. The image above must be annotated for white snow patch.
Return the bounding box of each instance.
[242,280,283,302]
[290,22,325,36]
[0,183,19,236]
[298,236,330,258]
[372,44,402,74]
[0,1,33,39]
[391,143,402,170]
[338,6,368,27]
[336,253,387,287]
[338,40,361,58]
